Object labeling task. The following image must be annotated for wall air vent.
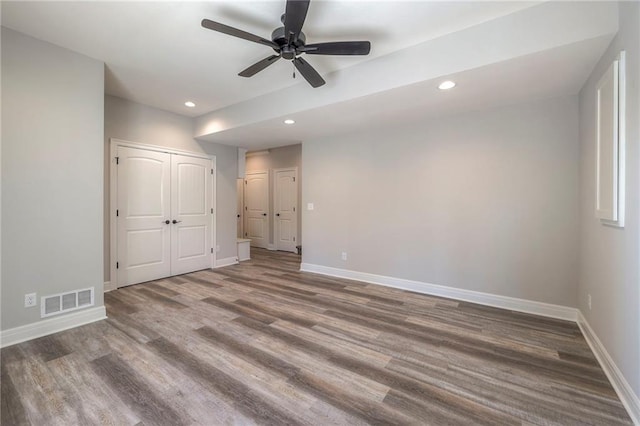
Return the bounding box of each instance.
[41,287,94,318]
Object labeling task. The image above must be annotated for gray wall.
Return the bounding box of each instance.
[1,28,105,330]
[105,95,200,152]
[104,95,238,281]
[245,144,302,246]
[201,143,239,262]
[578,1,640,398]
[302,96,580,307]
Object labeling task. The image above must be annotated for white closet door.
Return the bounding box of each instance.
[237,178,244,238]
[117,146,171,286]
[244,171,269,248]
[274,168,298,253]
[170,154,212,275]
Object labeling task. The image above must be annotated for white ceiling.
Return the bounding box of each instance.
[196,35,614,150]
[1,1,618,150]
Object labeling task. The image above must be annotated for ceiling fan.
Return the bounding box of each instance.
[201,0,371,88]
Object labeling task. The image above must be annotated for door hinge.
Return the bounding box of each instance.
[293,207,295,212]
[293,236,296,242]
[211,169,214,175]
[115,157,119,165]
[116,209,119,217]
[211,248,214,253]
[245,232,248,237]
[245,180,247,185]
[293,177,295,182]
[245,206,247,210]
[116,262,119,269]
[211,208,214,214]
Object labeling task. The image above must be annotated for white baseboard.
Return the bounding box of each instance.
[0,306,107,348]
[215,256,239,268]
[300,263,577,321]
[104,281,117,292]
[267,244,277,251]
[577,311,640,425]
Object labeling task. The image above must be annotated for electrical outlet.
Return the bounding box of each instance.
[25,293,37,308]
[588,294,592,310]
[341,252,347,261]
[307,203,314,211]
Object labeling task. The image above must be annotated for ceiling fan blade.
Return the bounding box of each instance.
[238,55,281,77]
[293,57,325,88]
[301,41,371,56]
[284,0,310,43]
[201,19,279,50]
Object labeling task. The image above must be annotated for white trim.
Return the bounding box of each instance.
[215,256,239,268]
[109,141,118,290]
[238,148,247,178]
[267,244,277,251]
[110,138,212,160]
[211,156,217,270]
[615,50,626,227]
[299,263,577,321]
[577,311,640,425]
[596,51,626,228]
[0,306,107,348]
[237,178,245,240]
[104,281,117,292]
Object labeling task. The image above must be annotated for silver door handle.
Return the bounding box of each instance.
[172,220,182,224]
[163,220,170,224]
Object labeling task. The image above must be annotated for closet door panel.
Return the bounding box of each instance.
[116,147,171,286]
[171,154,212,275]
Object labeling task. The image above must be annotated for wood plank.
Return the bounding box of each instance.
[90,353,186,426]
[0,247,632,425]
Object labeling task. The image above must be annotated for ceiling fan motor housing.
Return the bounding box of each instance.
[271,26,306,58]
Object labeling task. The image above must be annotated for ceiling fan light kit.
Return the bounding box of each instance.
[201,0,371,88]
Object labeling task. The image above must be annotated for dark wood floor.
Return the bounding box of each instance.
[1,249,632,425]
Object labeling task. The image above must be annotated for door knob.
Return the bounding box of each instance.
[172,220,182,224]
[237,214,241,218]
[262,213,267,216]
[164,220,170,224]
[276,213,280,216]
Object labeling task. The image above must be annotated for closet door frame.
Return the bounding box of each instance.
[109,138,216,290]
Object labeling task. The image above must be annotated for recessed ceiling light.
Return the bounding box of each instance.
[438,81,456,90]
[284,119,295,125]
[184,101,196,107]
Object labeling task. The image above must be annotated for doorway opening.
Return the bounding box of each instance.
[237,144,301,256]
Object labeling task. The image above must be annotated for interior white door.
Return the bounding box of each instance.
[170,154,212,275]
[116,146,171,286]
[244,171,269,248]
[236,178,244,238]
[274,168,298,253]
